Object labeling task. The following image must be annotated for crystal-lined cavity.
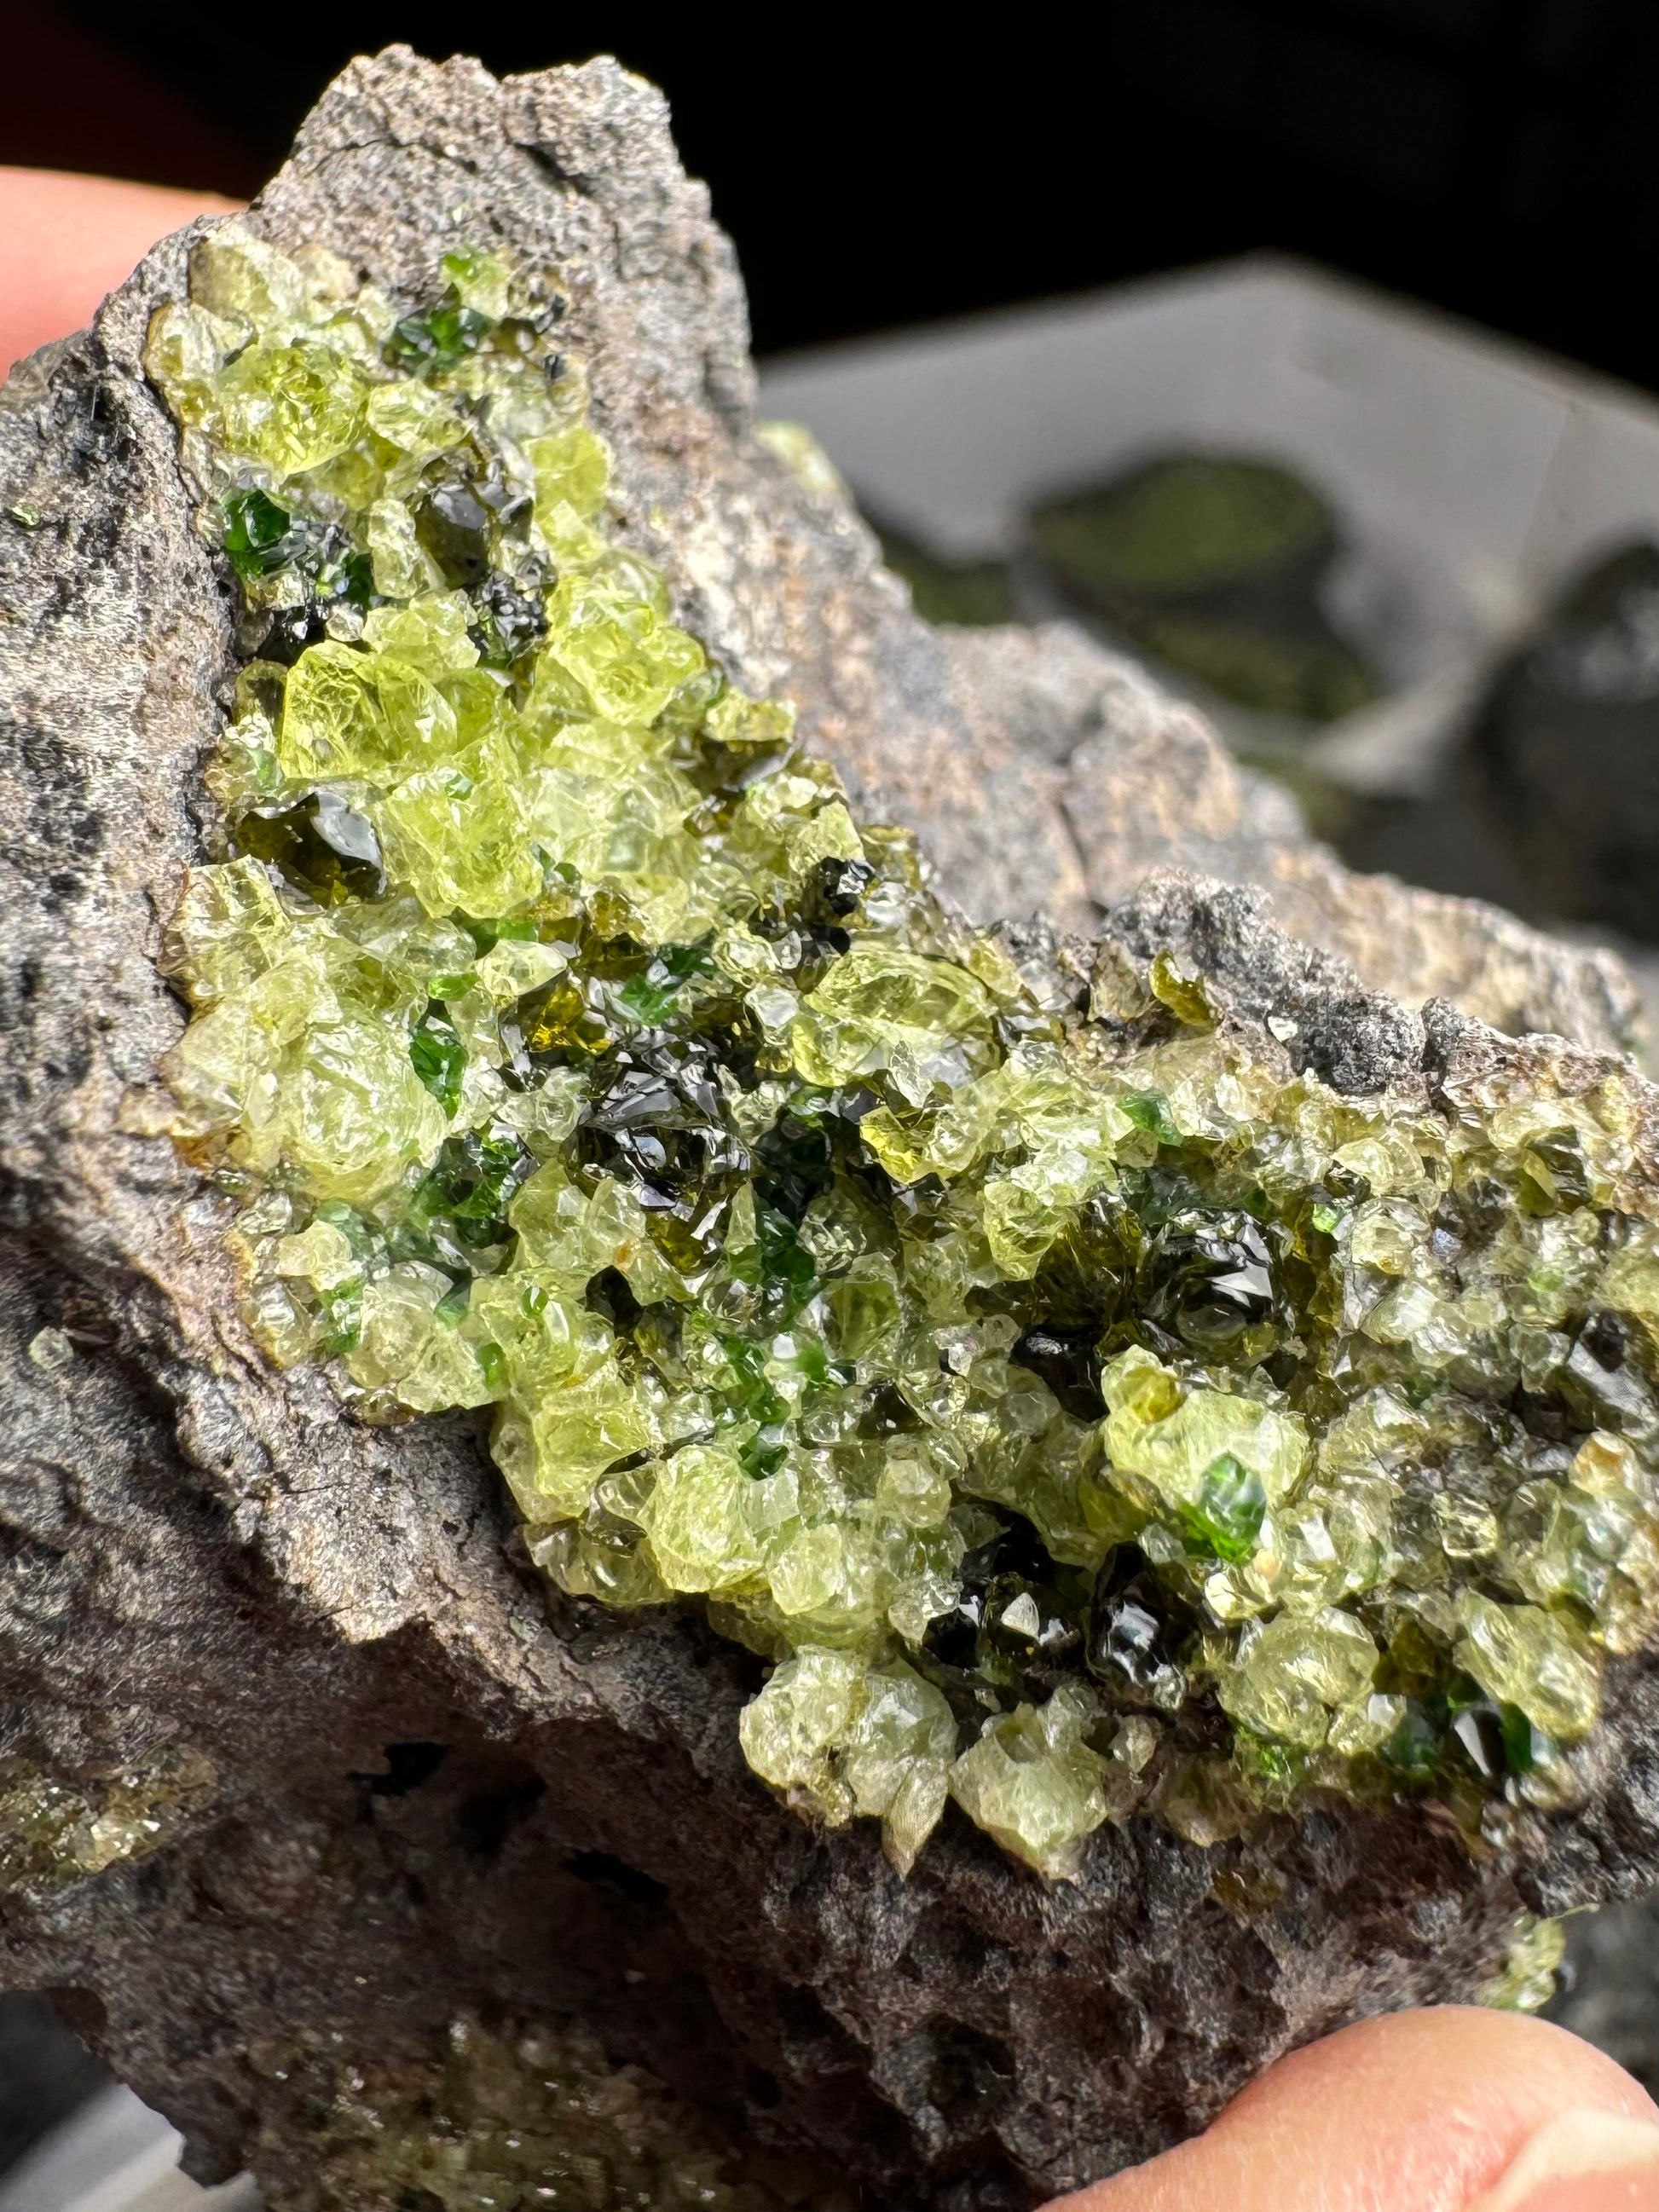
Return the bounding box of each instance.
[152,228,1659,1880]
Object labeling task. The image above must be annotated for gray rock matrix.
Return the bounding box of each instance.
[2,45,1657,2206]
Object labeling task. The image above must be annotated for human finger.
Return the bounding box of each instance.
[0,166,240,375]
[1048,2005,1659,2212]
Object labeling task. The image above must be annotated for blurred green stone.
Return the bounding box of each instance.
[1472,540,1659,942]
[874,523,1016,627]
[1028,453,1379,722]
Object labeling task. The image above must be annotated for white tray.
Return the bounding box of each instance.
[0,2088,256,2212]
[759,252,1659,795]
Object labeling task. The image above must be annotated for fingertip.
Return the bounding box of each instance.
[0,167,242,374]
[1052,2007,1659,2212]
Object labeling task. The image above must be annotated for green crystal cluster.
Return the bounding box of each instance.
[151,228,1659,1880]
[253,2014,849,2212]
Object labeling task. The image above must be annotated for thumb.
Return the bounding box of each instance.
[1048,2007,1659,2212]
[0,167,240,375]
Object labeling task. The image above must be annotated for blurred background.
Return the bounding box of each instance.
[9,1,1659,2202]
[9,0,1659,380]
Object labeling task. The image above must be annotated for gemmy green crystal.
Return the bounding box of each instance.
[153,227,1659,1882]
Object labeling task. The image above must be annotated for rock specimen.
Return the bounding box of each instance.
[146,220,1659,1894]
[4,43,1659,2212]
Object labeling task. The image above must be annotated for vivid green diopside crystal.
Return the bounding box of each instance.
[151,225,1659,1883]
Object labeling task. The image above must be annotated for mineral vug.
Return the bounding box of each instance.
[151,227,1659,1883]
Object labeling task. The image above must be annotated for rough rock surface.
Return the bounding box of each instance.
[2,45,1658,2208]
[938,621,1643,1053]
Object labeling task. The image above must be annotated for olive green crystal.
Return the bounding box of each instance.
[253,2014,848,2212]
[1028,455,1379,724]
[0,1747,217,1897]
[1478,1913,1566,2014]
[152,227,1659,1882]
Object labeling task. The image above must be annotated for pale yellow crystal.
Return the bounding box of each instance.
[1455,1593,1600,1741]
[949,1684,1108,1880]
[1219,1608,1379,1751]
[347,1264,497,1412]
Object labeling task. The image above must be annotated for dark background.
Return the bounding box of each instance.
[7,1,1659,381]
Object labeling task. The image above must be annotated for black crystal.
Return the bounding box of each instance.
[236,790,385,905]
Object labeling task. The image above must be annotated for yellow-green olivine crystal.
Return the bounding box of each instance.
[152,229,1659,1882]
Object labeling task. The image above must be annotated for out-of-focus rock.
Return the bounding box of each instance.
[1026,452,1377,722]
[1472,540,1659,945]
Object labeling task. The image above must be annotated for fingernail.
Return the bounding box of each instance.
[1467,2108,1659,2210]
